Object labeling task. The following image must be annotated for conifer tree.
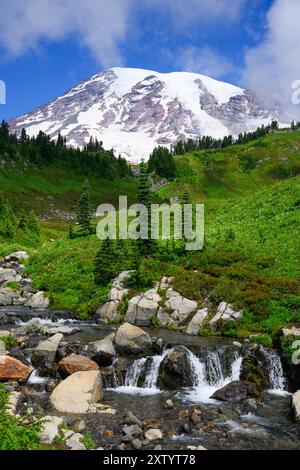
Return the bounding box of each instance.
[75,179,92,235]
[94,238,117,285]
[137,163,154,254]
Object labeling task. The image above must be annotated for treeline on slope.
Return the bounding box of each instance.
[0,121,132,179]
[148,120,300,180]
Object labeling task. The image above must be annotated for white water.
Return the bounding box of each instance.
[261,347,287,393]
[113,346,243,402]
[27,369,48,385]
[111,344,287,402]
[180,348,243,404]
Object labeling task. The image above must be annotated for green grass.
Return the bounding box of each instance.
[158,131,300,202]
[0,166,138,216]
[0,385,43,450]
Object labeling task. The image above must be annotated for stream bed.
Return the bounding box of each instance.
[1,306,300,450]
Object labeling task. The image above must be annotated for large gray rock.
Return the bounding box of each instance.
[292,390,300,423]
[209,302,243,331]
[115,322,152,357]
[88,339,116,366]
[157,346,195,390]
[186,308,209,335]
[211,380,260,403]
[125,289,161,326]
[0,268,17,284]
[0,288,20,306]
[97,270,134,323]
[31,333,63,372]
[25,291,49,309]
[97,300,120,323]
[50,370,103,414]
[164,289,197,324]
[5,251,29,262]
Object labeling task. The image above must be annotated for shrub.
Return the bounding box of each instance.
[0,385,43,450]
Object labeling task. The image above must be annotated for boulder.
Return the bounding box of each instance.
[88,339,116,366]
[157,346,194,390]
[186,308,209,335]
[292,390,300,423]
[115,322,152,357]
[157,308,172,326]
[0,288,19,306]
[209,302,243,331]
[59,354,99,376]
[125,288,161,326]
[40,416,64,444]
[0,356,33,382]
[211,380,260,403]
[282,327,300,337]
[165,289,197,324]
[31,333,63,373]
[144,429,163,441]
[0,268,18,284]
[44,325,81,336]
[50,371,103,414]
[240,345,270,390]
[97,271,134,324]
[26,291,49,309]
[0,330,12,338]
[5,251,29,262]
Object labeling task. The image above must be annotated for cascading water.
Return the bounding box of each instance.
[124,358,146,387]
[114,345,243,403]
[180,347,242,403]
[262,348,287,392]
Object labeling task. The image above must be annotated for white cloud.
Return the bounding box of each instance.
[0,0,131,68]
[0,0,246,69]
[177,46,234,80]
[147,0,245,27]
[243,0,300,119]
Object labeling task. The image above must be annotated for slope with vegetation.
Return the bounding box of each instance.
[0,125,299,344]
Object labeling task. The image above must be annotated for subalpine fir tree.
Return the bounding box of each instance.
[137,163,154,254]
[75,179,92,235]
[0,195,16,239]
[94,238,117,285]
[27,210,40,237]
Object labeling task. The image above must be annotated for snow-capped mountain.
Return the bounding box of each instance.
[9,67,277,162]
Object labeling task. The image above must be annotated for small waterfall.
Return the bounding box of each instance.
[114,345,242,402]
[205,351,224,385]
[230,354,243,381]
[124,358,146,387]
[262,348,286,391]
[143,352,168,388]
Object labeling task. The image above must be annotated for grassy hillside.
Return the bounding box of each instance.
[158,131,300,201]
[0,166,138,217]
[14,175,298,336]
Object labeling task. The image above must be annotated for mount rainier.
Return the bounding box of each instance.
[10,67,277,162]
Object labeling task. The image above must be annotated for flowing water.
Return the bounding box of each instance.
[2,306,297,450]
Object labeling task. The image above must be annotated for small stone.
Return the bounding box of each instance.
[181,423,190,434]
[165,399,174,409]
[144,429,163,441]
[131,438,142,450]
[124,410,143,428]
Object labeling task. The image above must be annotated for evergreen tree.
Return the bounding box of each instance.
[137,163,154,254]
[27,210,40,237]
[94,238,117,285]
[75,179,92,235]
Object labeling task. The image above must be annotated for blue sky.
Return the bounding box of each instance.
[1,0,299,121]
